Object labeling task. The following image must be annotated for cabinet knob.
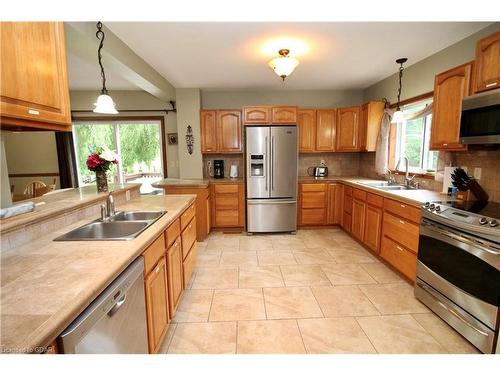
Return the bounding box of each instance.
[396,245,404,252]
[399,220,405,225]
[28,109,40,115]
[155,265,160,273]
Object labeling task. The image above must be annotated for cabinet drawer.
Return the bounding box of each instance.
[353,188,366,201]
[180,203,196,230]
[165,218,181,248]
[343,194,353,214]
[301,183,326,192]
[384,198,421,223]
[143,233,166,275]
[183,243,198,287]
[215,195,239,210]
[301,191,326,209]
[300,208,326,225]
[380,236,417,281]
[382,212,419,253]
[214,184,239,194]
[366,192,383,208]
[215,209,239,227]
[344,186,353,196]
[181,218,197,259]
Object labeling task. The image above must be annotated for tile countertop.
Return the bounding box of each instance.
[298,176,448,208]
[0,194,196,353]
[153,177,244,189]
[0,183,141,234]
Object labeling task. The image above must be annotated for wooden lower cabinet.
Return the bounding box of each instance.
[299,183,327,225]
[364,204,382,253]
[211,182,245,230]
[351,197,366,241]
[380,236,417,281]
[327,183,343,224]
[166,237,183,317]
[181,218,197,259]
[183,242,198,286]
[341,187,353,233]
[144,257,169,353]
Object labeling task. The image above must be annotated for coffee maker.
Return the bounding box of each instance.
[214,160,224,178]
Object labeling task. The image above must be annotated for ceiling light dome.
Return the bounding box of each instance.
[268,49,299,81]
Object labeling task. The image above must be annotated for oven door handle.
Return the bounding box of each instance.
[421,221,500,257]
[417,281,490,337]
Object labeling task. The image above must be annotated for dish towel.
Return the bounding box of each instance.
[0,201,35,219]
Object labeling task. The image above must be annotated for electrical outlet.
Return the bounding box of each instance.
[474,167,482,180]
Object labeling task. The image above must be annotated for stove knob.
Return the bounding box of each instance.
[479,217,488,225]
[423,202,430,208]
[429,203,436,211]
[435,206,441,212]
[489,219,499,228]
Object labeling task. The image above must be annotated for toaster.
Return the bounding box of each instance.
[314,166,328,177]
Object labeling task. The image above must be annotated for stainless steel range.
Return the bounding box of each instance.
[415,200,500,353]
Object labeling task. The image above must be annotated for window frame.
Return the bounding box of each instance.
[71,115,168,185]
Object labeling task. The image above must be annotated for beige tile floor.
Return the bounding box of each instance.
[163,229,480,354]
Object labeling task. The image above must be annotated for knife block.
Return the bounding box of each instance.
[467,179,489,202]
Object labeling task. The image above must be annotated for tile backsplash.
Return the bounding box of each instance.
[299,153,360,177]
[202,154,244,178]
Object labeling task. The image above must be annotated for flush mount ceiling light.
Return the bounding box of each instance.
[93,21,118,114]
[391,57,408,124]
[268,49,299,82]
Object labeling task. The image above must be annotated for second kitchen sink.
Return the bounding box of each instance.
[54,211,167,241]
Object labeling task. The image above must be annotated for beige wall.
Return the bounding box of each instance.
[70,90,180,178]
[201,89,364,109]
[176,88,203,179]
[1,138,12,207]
[2,131,60,195]
[363,23,500,103]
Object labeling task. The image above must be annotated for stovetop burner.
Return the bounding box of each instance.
[436,200,500,220]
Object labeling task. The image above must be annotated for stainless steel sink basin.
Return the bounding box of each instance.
[54,221,150,241]
[359,181,390,187]
[377,185,417,190]
[54,210,167,241]
[359,181,419,191]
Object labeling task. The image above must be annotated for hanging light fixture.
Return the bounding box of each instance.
[93,21,118,114]
[391,57,408,124]
[268,49,299,81]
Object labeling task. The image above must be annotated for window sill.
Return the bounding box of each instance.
[390,170,436,180]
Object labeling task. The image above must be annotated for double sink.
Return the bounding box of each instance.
[54,211,167,241]
[359,181,419,191]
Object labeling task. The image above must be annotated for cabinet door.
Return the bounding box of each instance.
[217,110,242,153]
[351,198,366,241]
[358,104,368,151]
[474,31,500,93]
[337,106,361,151]
[342,193,353,233]
[145,257,169,353]
[243,106,270,124]
[430,63,471,151]
[297,109,316,153]
[364,204,382,253]
[362,102,384,152]
[1,22,71,130]
[200,110,218,152]
[271,106,297,124]
[315,109,336,151]
[166,237,183,317]
[327,183,342,224]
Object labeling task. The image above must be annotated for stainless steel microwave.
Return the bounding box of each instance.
[460,88,500,144]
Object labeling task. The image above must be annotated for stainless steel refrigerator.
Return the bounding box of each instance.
[246,125,298,233]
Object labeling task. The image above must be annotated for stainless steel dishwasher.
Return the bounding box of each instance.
[57,257,149,353]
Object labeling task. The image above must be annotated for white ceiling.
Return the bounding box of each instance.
[72,22,490,91]
[67,52,139,90]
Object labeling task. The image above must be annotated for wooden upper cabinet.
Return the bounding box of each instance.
[243,106,271,124]
[315,109,337,152]
[359,102,384,152]
[1,22,71,131]
[200,110,218,152]
[218,110,242,152]
[430,63,472,151]
[271,106,297,124]
[336,106,361,151]
[474,31,500,93]
[297,109,316,153]
[200,110,242,153]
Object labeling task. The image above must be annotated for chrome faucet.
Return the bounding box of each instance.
[395,157,416,188]
[106,192,115,217]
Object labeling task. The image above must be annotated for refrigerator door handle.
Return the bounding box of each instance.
[271,135,275,191]
[265,136,268,191]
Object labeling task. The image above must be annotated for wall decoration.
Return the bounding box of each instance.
[186,125,194,155]
[167,133,178,145]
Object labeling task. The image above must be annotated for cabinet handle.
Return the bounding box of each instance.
[155,265,161,273]
[486,82,497,88]
[443,143,448,146]
[28,109,40,115]
[396,245,404,252]
[400,204,405,208]
[399,219,405,225]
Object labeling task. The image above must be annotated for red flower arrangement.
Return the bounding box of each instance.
[86,146,118,172]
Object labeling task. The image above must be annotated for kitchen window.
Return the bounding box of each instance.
[72,118,166,193]
[393,98,438,173]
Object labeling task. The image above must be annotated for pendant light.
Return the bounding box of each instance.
[391,57,408,124]
[93,22,118,114]
[268,49,299,81]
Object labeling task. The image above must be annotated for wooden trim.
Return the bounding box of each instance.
[9,173,59,177]
[72,115,168,178]
[389,91,434,108]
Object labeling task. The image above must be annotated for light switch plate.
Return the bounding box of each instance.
[474,167,482,180]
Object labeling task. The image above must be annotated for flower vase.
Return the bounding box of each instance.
[95,170,108,193]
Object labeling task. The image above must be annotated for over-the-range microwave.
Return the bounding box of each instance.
[460,88,500,144]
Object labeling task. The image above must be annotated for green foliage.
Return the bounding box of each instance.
[118,123,160,173]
